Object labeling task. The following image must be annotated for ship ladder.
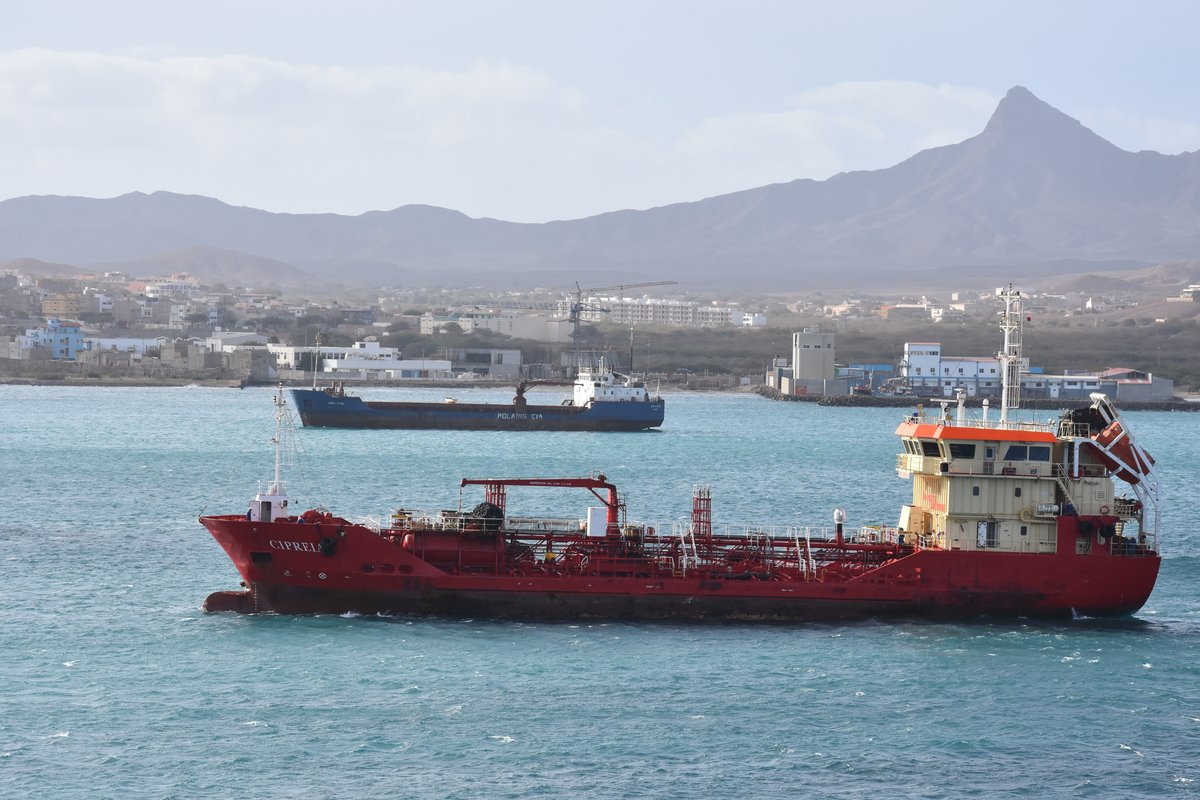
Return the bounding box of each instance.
[677,526,698,576]
[806,532,816,582]
[793,532,816,581]
[1052,465,1078,511]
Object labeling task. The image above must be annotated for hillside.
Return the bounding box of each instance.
[1,87,1197,291]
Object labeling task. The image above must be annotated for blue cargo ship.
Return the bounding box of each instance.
[291,361,665,431]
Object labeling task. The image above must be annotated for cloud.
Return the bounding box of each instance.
[0,49,589,218]
[1082,108,1200,156]
[675,82,998,187]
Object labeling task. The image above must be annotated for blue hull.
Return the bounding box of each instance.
[291,388,665,431]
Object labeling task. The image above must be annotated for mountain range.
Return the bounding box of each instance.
[2,86,1198,293]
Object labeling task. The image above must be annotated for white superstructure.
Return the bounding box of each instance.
[572,358,655,406]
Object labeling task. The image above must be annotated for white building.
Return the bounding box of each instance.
[268,340,398,369]
[267,340,452,380]
[145,273,201,299]
[901,342,1008,396]
[207,331,269,351]
[793,328,835,383]
[85,335,173,355]
[762,330,846,396]
[319,356,452,380]
[420,311,572,342]
[578,296,764,328]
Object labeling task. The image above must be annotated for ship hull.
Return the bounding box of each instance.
[200,516,1160,621]
[291,388,665,431]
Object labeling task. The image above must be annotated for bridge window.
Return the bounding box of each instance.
[948,443,976,459]
[921,440,941,457]
[1003,445,1028,460]
[1029,446,1050,461]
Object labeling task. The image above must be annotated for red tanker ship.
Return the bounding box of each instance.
[201,289,1161,620]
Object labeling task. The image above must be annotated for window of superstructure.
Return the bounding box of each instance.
[1003,445,1028,460]
[920,440,941,457]
[948,443,976,459]
[1028,446,1050,461]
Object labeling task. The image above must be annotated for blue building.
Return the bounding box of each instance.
[27,318,86,360]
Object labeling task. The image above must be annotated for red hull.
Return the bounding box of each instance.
[199,515,1159,620]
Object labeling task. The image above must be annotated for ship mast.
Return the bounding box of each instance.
[997,285,1024,424]
[312,332,321,390]
[271,384,287,494]
[248,383,291,523]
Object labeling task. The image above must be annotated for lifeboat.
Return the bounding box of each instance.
[1091,419,1155,485]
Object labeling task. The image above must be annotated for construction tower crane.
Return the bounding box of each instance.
[568,280,678,353]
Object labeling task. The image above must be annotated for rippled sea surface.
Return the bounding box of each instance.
[2,385,1197,798]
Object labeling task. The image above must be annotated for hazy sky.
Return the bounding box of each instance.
[3,1,1198,222]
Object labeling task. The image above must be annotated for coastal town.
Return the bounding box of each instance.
[0,265,1195,401]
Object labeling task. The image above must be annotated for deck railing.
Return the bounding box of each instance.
[903,409,1059,433]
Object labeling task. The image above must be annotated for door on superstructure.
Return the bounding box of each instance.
[976,520,997,549]
[983,445,996,476]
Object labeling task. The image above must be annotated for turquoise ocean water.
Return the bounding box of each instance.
[1,384,1198,798]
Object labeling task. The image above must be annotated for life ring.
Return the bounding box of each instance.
[1099,505,1110,515]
